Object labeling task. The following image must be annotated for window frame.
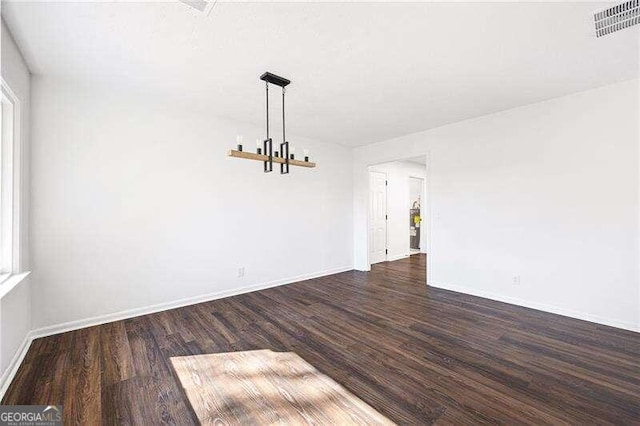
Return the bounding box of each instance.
[0,79,22,284]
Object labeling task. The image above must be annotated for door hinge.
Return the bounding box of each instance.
[385,249,388,255]
[385,214,388,220]
[385,180,388,186]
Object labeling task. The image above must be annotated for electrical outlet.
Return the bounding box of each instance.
[238,267,245,278]
[512,275,521,286]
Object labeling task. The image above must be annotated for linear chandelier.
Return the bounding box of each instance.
[228,72,316,173]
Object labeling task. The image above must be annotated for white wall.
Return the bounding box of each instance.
[354,79,640,332]
[30,76,353,330]
[369,161,426,260]
[0,18,31,383]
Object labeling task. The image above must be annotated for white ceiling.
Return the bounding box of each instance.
[2,1,638,147]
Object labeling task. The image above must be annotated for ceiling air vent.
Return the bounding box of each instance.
[594,0,640,37]
[179,0,209,13]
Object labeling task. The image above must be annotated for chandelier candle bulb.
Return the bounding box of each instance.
[304,149,309,162]
[236,135,243,152]
[290,146,295,160]
[256,139,262,155]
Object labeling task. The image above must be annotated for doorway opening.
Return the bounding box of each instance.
[367,156,427,266]
[409,176,424,255]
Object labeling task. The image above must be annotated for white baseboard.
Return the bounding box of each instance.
[430,281,639,333]
[0,331,33,402]
[30,265,354,340]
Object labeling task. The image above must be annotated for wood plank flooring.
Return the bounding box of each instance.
[171,349,394,424]
[3,254,640,424]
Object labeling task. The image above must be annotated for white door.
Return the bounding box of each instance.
[369,171,387,264]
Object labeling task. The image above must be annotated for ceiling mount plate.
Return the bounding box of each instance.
[260,72,291,87]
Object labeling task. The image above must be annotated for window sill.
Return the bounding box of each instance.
[0,271,31,301]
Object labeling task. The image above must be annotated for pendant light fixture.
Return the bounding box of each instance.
[228,72,316,172]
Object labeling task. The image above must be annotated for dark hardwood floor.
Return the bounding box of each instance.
[3,254,640,424]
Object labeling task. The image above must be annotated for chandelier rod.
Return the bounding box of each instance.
[265,81,269,140]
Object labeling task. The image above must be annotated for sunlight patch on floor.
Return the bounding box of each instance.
[170,349,394,425]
